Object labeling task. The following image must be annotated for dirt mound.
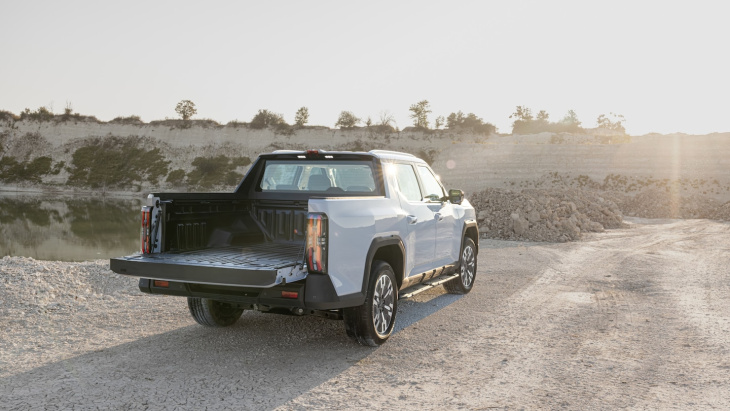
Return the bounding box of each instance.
[470,187,729,243]
[616,188,724,219]
[469,188,624,242]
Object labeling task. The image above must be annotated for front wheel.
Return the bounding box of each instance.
[187,297,243,327]
[343,260,398,346]
[444,237,477,294]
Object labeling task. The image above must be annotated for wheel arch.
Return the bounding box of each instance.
[462,220,479,255]
[362,236,406,293]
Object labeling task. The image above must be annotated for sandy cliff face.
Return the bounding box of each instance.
[3,120,728,198]
[1,120,728,240]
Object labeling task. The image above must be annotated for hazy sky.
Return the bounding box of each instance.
[2,0,728,135]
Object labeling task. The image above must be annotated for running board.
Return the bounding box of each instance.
[399,273,459,299]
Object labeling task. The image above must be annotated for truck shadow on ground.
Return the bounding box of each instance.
[1,291,464,409]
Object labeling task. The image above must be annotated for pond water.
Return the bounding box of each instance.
[0,193,143,261]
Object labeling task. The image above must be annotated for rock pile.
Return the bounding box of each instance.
[469,186,729,242]
[469,188,624,242]
[615,188,727,220]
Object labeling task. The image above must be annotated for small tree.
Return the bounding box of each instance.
[510,105,535,134]
[434,115,444,130]
[409,100,431,129]
[510,106,533,122]
[561,110,581,126]
[559,109,583,133]
[294,107,309,127]
[335,111,360,128]
[596,112,626,134]
[446,111,496,135]
[250,109,286,129]
[175,100,197,121]
[378,110,396,127]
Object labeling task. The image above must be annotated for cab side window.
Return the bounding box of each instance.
[393,163,422,202]
[417,165,445,201]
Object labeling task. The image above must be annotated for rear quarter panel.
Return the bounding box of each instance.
[308,196,405,297]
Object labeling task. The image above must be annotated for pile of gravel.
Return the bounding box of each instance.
[470,186,729,242]
[0,257,136,316]
[469,188,624,242]
[614,188,728,220]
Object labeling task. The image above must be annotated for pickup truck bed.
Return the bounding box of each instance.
[110,242,307,287]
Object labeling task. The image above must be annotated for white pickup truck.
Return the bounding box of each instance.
[111,149,479,345]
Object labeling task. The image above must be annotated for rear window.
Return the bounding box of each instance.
[258,160,380,195]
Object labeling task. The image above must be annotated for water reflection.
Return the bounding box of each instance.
[0,194,141,261]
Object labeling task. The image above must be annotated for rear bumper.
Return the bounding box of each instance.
[110,245,366,310]
[137,273,365,311]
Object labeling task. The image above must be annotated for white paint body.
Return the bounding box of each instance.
[309,151,476,297]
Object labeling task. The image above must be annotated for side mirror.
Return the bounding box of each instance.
[449,189,464,205]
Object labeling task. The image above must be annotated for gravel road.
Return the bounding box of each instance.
[2,218,729,410]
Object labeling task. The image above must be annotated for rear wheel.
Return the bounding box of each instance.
[444,237,477,294]
[187,297,243,327]
[343,260,398,346]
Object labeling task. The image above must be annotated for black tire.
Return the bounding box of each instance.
[444,237,477,295]
[343,261,398,346]
[187,297,244,327]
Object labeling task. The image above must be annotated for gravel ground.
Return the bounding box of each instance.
[1,218,729,409]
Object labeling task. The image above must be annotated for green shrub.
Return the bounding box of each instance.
[250,110,287,129]
[335,111,360,128]
[0,110,19,122]
[226,120,247,128]
[232,156,252,167]
[0,156,54,183]
[20,106,54,122]
[186,155,250,189]
[67,136,170,189]
[225,171,243,186]
[510,106,585,135]
[166,169,186,185]
[446,111,496,135]
[110,115,144,125]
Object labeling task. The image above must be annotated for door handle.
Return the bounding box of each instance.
[407,215,418,224]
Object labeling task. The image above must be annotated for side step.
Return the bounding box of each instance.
[400,273,459,299]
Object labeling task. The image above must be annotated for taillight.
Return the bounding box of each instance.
[281,291,299,299]
[141,206,152,254]
[306,213,328,273]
